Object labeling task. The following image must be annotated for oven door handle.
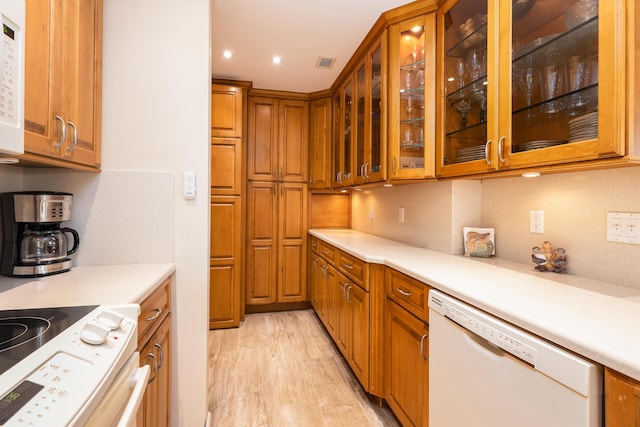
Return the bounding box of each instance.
[117,364,151,427]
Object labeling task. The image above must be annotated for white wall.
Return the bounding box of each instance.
[101,1,211,426]
[351,167,640,289]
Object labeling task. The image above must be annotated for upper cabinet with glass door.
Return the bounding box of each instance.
[388,13,437,180]
[437,0,628,178]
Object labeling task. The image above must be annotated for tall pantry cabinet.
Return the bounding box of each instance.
[246,92,309,307]
[209,83,248,329]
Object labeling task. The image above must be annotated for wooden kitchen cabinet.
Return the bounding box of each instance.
[386,299,429,427]
[387,12,436,181]
[137,278,172,427]
[436,0,628,178]
[210,82,246,329]
[309,96,332,189]
[332,79,355,188]
[212,84,244,138]
[605,367,640,426]
[210,196,243,328]
[307,236,386,397]
[23,0,102,170]
[246,181,307,305]
[247,95,309,182]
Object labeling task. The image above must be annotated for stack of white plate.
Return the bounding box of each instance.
[512,139,567,153]
[456,144,485,162]
[568,111,598,142]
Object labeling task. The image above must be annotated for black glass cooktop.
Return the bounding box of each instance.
[0,305,97,376]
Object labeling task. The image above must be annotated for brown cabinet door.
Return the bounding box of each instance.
[335,273,351,356]
[247,97,278,181]
[385,300,429,427]
[24,0,102,168]
[605,367,640,427]
[309,97,332,189]
[348,282,370,389]
[212,84,243,138]
[210,196,242,328]
[278,99,309,183]
[246,182,278,304]
[324,264,339,339]
[278,183,308,302]
[141,313,172,427]
[211,137,243,195]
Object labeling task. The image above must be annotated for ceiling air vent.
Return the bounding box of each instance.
[316,57,336,69]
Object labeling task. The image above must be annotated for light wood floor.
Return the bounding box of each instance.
[208,309,401,426]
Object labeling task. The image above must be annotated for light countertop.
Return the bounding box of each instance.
[0,263,176,309]
[310,228,640,382]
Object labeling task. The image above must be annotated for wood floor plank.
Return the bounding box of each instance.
[208,309,401,426]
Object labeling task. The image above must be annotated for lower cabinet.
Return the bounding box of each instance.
[138,313,172,427]
[136,278,172,427]
[385,299,429,427]
[605,367,640,426]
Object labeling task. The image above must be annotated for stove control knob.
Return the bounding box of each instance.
[97,310,124,330]
[80,322,111,345]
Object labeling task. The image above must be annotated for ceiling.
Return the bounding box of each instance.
[211,0,414,93]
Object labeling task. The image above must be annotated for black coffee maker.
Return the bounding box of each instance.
[1,191,80,277]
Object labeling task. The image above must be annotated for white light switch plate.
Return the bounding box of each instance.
[607,212,640,244]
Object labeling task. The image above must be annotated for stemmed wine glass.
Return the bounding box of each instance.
[406,96,413,119]
[517,67,541,109]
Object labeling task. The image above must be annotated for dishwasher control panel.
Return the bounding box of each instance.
[443,301,537,365]
[429,291,537,366]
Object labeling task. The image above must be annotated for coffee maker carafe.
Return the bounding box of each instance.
[1,192,80,277]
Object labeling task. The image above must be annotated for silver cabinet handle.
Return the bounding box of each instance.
[322,264,328,279]
[366,163,370,179]
[498,136,506,164]
[66,121,78,153]
[321,249,330,255]
[154,342,164,369]
[342,263,353,270]
[54,115,66,148]
[313,258,319,269]
[145,307,162,322]
[485,140,493,166]
[396,287,412,297]
[346,284,353,303]
[420,333,429,361]
[147,352,158,384]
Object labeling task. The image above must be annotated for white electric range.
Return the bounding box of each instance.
[0,304,149,426]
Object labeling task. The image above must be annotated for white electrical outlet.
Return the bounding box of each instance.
[399,207,405,223]
[530,210,544,234]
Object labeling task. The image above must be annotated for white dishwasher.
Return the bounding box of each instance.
[428,289,602,427]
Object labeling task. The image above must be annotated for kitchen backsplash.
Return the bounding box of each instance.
[352,167,640,289]
[0,166,174,266]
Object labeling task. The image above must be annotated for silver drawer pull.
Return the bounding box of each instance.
[396,287,412,297]
[147,353,158,384]
[342,263,354,270]
[145,308,162,321]
[321,250,330,255]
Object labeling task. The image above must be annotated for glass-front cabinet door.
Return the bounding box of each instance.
[354,40,387,185]
[388,13,436,180]
[332,78,355,187]
[437,0,626,177]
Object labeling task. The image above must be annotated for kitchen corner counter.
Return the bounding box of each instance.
[309,228,640,382]
[0,263,176,310]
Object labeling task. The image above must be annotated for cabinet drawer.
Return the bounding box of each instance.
[338,251,366,289]
[386,268,431,322]
[310,236,320,255]
[319,241,337,265]
[138,278,171,342]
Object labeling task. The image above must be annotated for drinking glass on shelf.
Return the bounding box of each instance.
[416,69,425,87]
[406,96,414,119]
[568,56,590,110]
[455,98,471,128]
[404,70,412,91]
[403,127,413,147]
[517,67,541,108]
[542,63,566,114]
[467,49,482,82]
[456,57,466,90]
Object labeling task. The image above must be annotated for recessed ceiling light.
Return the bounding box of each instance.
[272,56,281,64]
[411,25,422,33]
[223,50,232,59]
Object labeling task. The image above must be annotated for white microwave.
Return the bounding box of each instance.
[0,0,24,162]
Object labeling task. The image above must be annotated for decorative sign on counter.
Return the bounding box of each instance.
[463,227,495,258]
[532,241,567,273]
